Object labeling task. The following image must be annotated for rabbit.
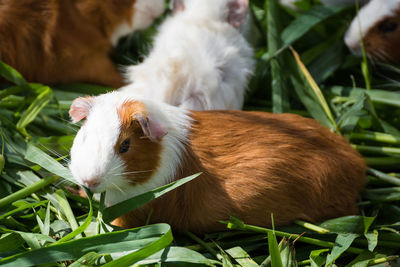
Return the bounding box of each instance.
[0,0,165,87]
[344,0,400,63]
[120,0,254,110]
[68,91,366,233]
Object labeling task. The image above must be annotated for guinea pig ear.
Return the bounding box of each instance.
[136,114,167,142]
[172,0,185,12]
[69,97,94,123]
[227,0,248,28]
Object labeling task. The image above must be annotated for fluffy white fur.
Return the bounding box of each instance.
[69,91,192,206]
[120,0,254,110]
[110,0,165,46]
[344,0,400,54]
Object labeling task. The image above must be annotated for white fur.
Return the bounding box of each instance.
[120,0,254,110]
[132,0,166,30]
[69,91,192,206]
[111,22,133,46]
[110,0,165,46]
[344,0,400,54]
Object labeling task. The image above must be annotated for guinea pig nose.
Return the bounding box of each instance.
[81,179,100,189]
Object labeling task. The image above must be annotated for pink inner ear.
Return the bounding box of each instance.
[148,118,168,141]
[69,97,94,123]
[172,0,185,12]
[137,115,168,142]
[227,0,248,28]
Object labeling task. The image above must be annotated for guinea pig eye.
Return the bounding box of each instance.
[118,138,130,154]
[378,20,398,34]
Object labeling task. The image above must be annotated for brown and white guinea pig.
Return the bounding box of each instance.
[68,91,366,233]
[345,0,400,63]
[0,0,164,87]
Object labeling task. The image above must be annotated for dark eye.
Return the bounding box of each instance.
[378,19,398,34]
[118,138,130,154]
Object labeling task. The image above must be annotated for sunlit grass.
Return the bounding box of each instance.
[0,0,399,266]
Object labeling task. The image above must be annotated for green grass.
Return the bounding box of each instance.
[0,0,400,266]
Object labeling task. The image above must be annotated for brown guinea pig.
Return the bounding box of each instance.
[345,0,400,63]
[0,0,164,87]
[68,92,366,233]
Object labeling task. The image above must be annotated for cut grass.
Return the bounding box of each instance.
[0,0,399,266]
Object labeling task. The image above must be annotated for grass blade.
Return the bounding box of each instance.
[0,60,26,86]
[290,47,337,132]
[325,233,359,265]
[103,173,201,223]
[25,144,76,183]
[103,225,173,267]
[16,86,52,137]
[54,187,92,243]
[0,224,172,267]
[282,5,348,45]
[226,246,259,267]
[0,176,57,208]
[266,0,289,113]
[56,189,82,238]
[134,246,221,266]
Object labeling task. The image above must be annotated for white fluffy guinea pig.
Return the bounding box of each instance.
[345,0,400,62]
[120,0,254,111]
[69,92,366,233]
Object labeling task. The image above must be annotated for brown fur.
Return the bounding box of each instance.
[0,0,137,87]
[364,8,400,63]
[113,110,366,233]
[116,101,162,185]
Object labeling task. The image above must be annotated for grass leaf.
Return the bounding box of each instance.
[0,224,172,267]
[24,144,76,183]
[325,233,359,265]
[282,5,348,45]
[0,61,27,86]
[266,0,289,113]
[103,173,201,223]
[16,86,52,137]
[225,246,259,267]
[135,246,221,266]
[364,230,378,252]
[290,47,337,131]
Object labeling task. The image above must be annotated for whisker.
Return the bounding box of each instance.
[38,144,71,165]
[120,170,153,175]
[111,182,124,193]
[109,162,125,172]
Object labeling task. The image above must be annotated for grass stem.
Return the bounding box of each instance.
[365,157,400,168]
[354,145,400,156]
[367,168,400,186]
[56,189,82,239]
[368,255,399,265]
[350,132,400,145]
[224,218,364,254]
[293,220,330,234]
[185,231,219,259]
[0,176,58,208]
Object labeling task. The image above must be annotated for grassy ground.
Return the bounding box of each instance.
[0,0,400,266]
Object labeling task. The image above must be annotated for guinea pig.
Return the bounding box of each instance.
[68,91,366,233]
[345,0,400,63]
[120,0,254,110]
[0,0,164,87]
